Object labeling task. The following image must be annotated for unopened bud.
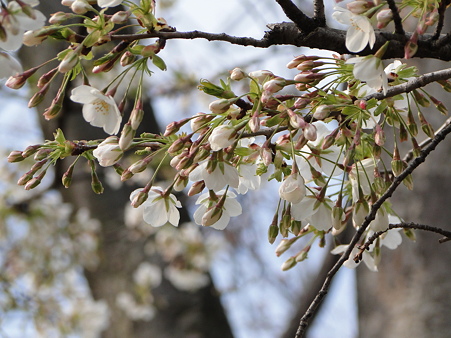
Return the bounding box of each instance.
[376,8,393,29]
[230,67,245,81]
[268,215,279,244]
[188,180,205,196]
[313,105,331,120]
[111,11,131,24]
[8,150,25,163]
[131,190,149,208]
[119,123,135,150]
[281,256,297,271]
[58,49,79,73]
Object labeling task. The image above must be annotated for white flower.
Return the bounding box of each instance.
[98,0,124,7]
[70,85,122,135]
[164,266,209,292]
[0,52,22,79]
[291,193,334,231]
[189,161,239,191]
[208,125,236,151]
[347,56,388,94]
[332,6,375,53]
[133,262,162,288]
[236,163,261,194]
[116,292,156,321]
[193,190,242,230]
[130,187,182,227]
[93,136,123,167]
[331,245,377,271]
[349,158,377,202]
[279,172,306,204]
[0,2,46,51]
[295,121,344,180]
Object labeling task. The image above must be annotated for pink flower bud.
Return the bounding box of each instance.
[111,11,131,24]
[188,180,205,196]
[313,105,331,120]
[376,9,393,29]
[262,77,286,94]
[230,67,245,81]
[209,99,231,114]
[248,70,274,84]
[303,123,317,141]
[347,1,371,14]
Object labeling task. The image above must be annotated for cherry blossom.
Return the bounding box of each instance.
[279,172,306,204]
[0,52,22,79]
[70,85,122,135]
[332,6,375,53]
[295,121,344,181]
[189,161,239,191]
[0,1,46,51]
[208,125,236,151]
[93,136,123,167]
[193,190,242,230]
[349,158,377,202]
[347,55,388,94]
[130,187,181,227]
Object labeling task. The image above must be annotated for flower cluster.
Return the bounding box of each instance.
[4,0,451,278]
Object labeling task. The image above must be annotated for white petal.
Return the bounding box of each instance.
[71,85,97,104]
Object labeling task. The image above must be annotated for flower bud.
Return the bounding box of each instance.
[313,105,331,120]
[58,49,79,73]
[8,150,25,163]
[268,214,279,244]
[119,122,135,150]
[202,204,223,226]
[49,11,74,24]
[347,1,371,14]
[111,11,131,24]
[71,0,92,14]
[376,8,393,29]
[209,99,232,114]
[281,256,297,271]
[248,70,274,83]
[120,51,135,67]
[303,123,317,141]
[295,246,310,262]
[62,163,75,188]
[188,180,205,196]
[230,67,245,81]
[131,189,149,208]
[262,77,286,94]
[23,30,46,47]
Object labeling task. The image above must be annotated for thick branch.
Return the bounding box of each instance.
[274,0,317,33]
[295,117,451,338]
[355,222,451,260]
[111,26,451,61]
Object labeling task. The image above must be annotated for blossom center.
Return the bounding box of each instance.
[92,98,110,115]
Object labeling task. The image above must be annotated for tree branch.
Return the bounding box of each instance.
[110,26,451,61]
[355,222,451,261]
[363,67,451,102]
[294,117,451,338]
[386,0,405,36]
[274,0,317,33]
[431,0,447,40]
[313,0,326,27]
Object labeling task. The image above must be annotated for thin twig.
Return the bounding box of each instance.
[355,222,451,262]
[274,0,317,33]
[386,0,405,35]
[295,119,451,338]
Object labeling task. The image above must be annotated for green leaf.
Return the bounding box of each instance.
[152,54,167,71]
[234,147,254,156]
